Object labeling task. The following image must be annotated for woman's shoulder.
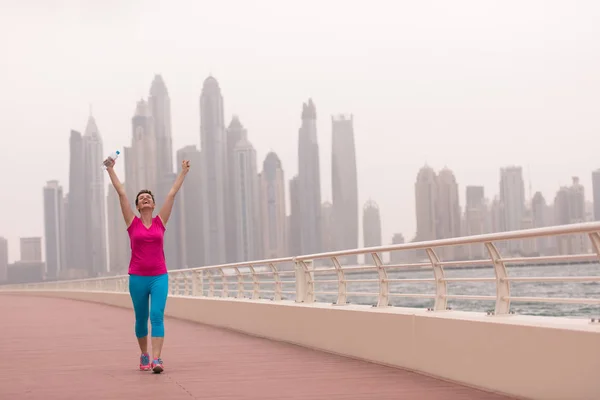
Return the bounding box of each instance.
[154,215,166,230]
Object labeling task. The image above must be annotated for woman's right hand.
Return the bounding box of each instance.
[103,157,116,169]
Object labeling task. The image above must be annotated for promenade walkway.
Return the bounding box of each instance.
[1,295,513,399]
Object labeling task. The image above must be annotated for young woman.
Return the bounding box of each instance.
[103,156,190,373]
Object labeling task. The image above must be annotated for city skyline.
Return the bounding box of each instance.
[2,2,600,263]
[1,72,600,265]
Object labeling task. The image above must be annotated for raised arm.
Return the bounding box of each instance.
[104,157,135,227]
[158,160,190,225]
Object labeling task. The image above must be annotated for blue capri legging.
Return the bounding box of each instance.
[129,274,169,338]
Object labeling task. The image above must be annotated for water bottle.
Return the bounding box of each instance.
[102,150,121,170]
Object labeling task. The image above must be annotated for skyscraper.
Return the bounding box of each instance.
[499,166,525,254]
[464,185,486,259]
[415,165,437,242]
[259,152,287,259]
[226,116,246,262]
[43,180,65,279]
[106,184,129,274]
[288,176,301,256]
[149,74,173,181]
[321,201,334,252]
[66,130,87,278]
[232,129,261,262]
[592,169,600,221]
[297,99,322,255]
[331,114,359,264]
[83,115,107,276]
[363,200,382,260]
[199,76,227,265]
[0,237,8,282]
[436,168,461,259]
[20,237,42,262]
[177,146,203,268]
[127,99,158,196]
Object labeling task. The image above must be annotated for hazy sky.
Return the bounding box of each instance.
[1,1,599,263]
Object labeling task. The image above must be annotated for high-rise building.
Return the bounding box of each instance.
[465,185,486,259]
[226,116,246,262]
[592,169,600,221]
[331,114,359,264]
[553,177,588,255]
[43,180,65,279]
[436,168,461,240]
[232,130,261,262]
[259,152,287,259]
[0,237,7,282]
[297,99,322,255]
[531,192,550,255]
[149,75,173,182]
[288,176,301,256]
[321,201,334,253]
[199,76,227,265]
[20,237,42,262]
[390,233,406,265]
[106,184,129,274]
[499,166,525,253]
[83,115,107,277]
[415,165,437,242]
[126,99,158,197]
[66,130,87,278]
[177,146,203,268]
[363,200,382,261]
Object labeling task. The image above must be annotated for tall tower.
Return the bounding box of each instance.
[106,184,129,274]
[363,200,382,260]
[288,176,301,256]
[199,76,227,265]
[149,74,173,181]
[232,127,261,262]
[297,99,322,255]
[225,116,246,262]
[331,114,359,264]
[66,130,87,278]
[0,237,7,282]
[43,180,66,279]
[128,99,158,194]
[177,146,203,268]
[464,185,486,259]
[83,115,107,276]
[259,152,287,259]
[499,166,525,253]
[592,169,600,221]
[415,165,437,242]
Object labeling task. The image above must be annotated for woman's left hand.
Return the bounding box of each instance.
[182,160,190,175]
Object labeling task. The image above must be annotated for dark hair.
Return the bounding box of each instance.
[135,189,155,206]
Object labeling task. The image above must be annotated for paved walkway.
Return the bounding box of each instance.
[1,295,513,399]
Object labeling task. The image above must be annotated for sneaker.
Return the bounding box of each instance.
[139,353,151,371]
[152,358,164,374]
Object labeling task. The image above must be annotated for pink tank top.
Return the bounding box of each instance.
[127,216,168,276]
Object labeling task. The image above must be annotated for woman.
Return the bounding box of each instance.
[103,156,190,374]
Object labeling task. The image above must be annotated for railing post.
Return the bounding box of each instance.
[234,267,244,299]
[269,263,282,301]
[331,256,347,305]
[249,265,260,299]
[426,248,447,311]
[295,259,314,303]
[372,252,389,307]
[485,241,511,315]
[191,270,203,297]
[294,258,305,302]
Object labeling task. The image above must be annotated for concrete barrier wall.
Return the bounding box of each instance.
[10,291,600,400]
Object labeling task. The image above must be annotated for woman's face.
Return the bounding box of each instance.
[137,192,155,212]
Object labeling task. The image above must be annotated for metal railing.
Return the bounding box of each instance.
[3,222,600,316]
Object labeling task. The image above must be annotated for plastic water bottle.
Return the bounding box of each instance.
[102,150,121,170]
